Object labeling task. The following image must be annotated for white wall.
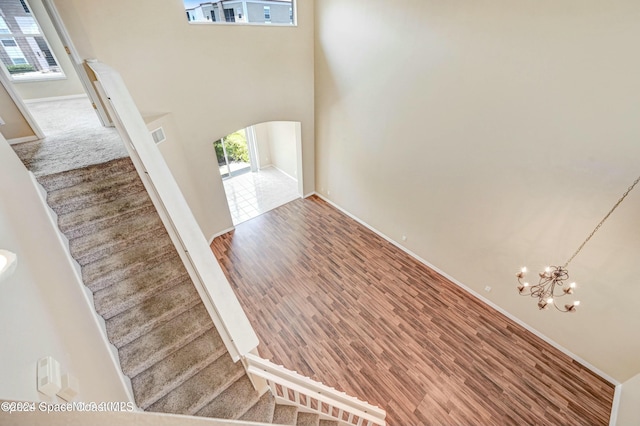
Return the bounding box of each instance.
[266,121,298,179]
[53,0,315,239]
[617,374,640,426]
[12,0,85,101]
[315,0,640,382]
[252,121,298,180]
[0,82,35,140]
[253,123,272,168]
[0,135,130,403]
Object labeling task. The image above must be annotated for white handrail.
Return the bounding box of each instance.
[86,61,259,361]
[245,353,386,426]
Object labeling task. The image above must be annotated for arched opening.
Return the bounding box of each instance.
[215,120,302,225]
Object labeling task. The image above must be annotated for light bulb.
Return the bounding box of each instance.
[546,297,554,304]
[545,266,551,273]
[523,282,529,287]
[0,256,6,270]
[521,267,527,274]
[569,282,576,288]
[574,301,580,306]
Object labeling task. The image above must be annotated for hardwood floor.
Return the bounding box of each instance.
[210,195,614,426]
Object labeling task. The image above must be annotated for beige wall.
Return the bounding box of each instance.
[0,135,130,404]
[253,123,272,168]
[253,121,298,179]
[52,0,315,239]
[617,374,640,425]
[12,0,85,101]
[315,0,640,382]
[0,82,35,140]
[267,121,298,179]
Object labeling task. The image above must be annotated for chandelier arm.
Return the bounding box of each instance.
[563,175,640,268]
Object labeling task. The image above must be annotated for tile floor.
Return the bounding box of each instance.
[223,167,300,225]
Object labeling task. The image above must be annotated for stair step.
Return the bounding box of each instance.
[132,328,227,409]
[240,391,276,424]
[37,157,135,193]
[319,420,339,426]
[46,169,144,216]
[82,234,176,293]
[273,404,299,425]
[118,303,213,378]
[195,374,260,420]
[70,210,165,266]
[147,352,245,415]
[297,412,320,426]
[93,256,189,319]
[58,189,155,239]
[106,281,201,348]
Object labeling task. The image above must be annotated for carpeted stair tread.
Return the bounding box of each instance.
[132,328,227,409]
[195,374,260,420]
[37,157,135,193]
[272,404,299,425]
[93,256,189,319]
[46,169,145,215]
[118,303,213,378]
[57,189,155,239]
[69,210,165,266]
[82,233,175,292]
[240,390,276,423]
[106,281,201,348]
[147,352,245,416]
[296,412,320,426]
[318,420,339,426]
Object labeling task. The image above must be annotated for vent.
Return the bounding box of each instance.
[151,127,166,144]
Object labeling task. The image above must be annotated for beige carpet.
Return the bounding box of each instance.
[36,156,336,426]
[11,97,128,176]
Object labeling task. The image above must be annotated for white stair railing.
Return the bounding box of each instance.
[245,353,386,426]
[87,60,386,426]
[86,60,259,362]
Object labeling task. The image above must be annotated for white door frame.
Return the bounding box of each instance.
[0,69,44,141]
[41,0,112,127]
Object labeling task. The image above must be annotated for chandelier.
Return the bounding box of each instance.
[517,175,640,312]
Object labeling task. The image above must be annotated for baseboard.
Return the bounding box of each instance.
[312,192,620,386]
[8,135,38,145]
[23,93,88,104]
[209,226,235,244]
[609,384,622,426]
[272,165,298,182]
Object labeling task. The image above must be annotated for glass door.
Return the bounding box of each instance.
[214,129,251,179]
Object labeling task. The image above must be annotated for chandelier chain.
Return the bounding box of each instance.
[563,175,640,268]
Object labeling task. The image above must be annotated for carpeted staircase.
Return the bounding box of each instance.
[37,156,338,426]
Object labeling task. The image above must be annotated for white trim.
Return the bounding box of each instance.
[0,60,44,139]
[40,0,112,127]
[272,165,297,181]
[208,226,235,244]
[7,135,38,145]
[23,93,87,104]
[312,193,620,386]
[609,384,622,426]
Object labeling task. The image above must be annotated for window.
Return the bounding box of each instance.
[183,1,295,26]
[223,8,235,22]
[18,0,29,13]
[0,0,65,81]
[15,16,39,34]
[0,17,10,34]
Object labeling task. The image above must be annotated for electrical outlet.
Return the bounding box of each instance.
[401,235,407,241]
[484,286,492,292]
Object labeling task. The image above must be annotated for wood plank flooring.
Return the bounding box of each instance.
[210,195,614,426]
